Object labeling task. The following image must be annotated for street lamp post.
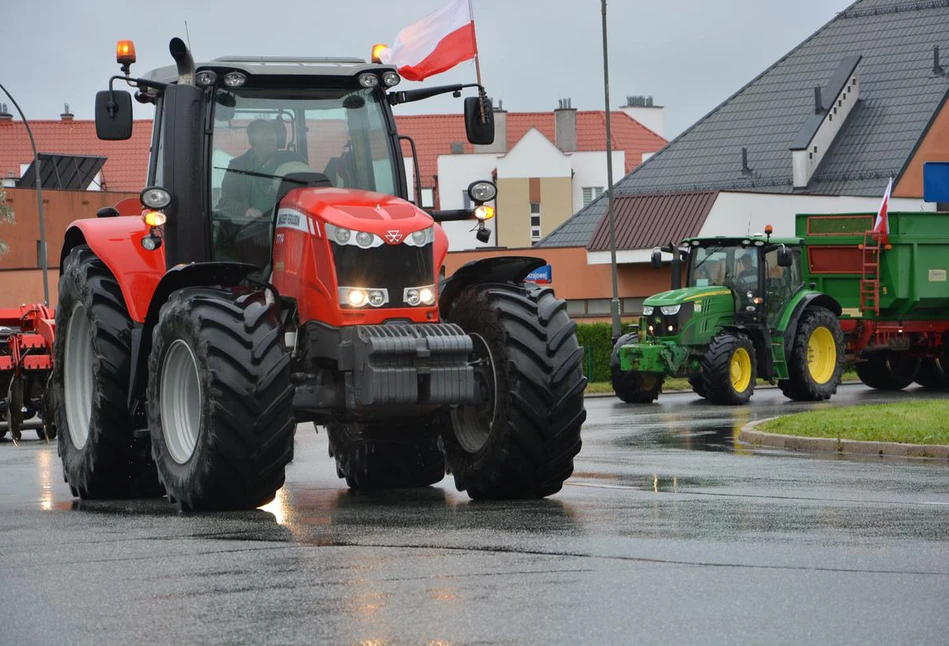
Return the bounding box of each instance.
[601,0,622,341]
[0,82,50,306]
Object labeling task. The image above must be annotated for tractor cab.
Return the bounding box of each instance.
[683,234,804,328]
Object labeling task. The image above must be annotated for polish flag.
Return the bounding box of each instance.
[379,0,478,82]
[873,177,893,246]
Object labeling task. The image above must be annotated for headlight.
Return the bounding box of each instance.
[474,205,495,221]
[660,305,681,315]
[382,71,401,87]
[642,306,654,316]
[140,186,171,209]
[467,180,497,203]
[358,73,379,88]
[339,287,389,308]
[404,227,434,247]
[195,70,218,87]
[326,223,383,248]
[404,285,436,306]
[223,72,247,88]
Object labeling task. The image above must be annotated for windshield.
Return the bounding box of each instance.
[688,245,759,289]
[209,86,399,264]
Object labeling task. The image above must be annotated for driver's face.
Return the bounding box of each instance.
[251,130,278,158]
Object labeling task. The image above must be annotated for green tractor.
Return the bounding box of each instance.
[611,230,845,405]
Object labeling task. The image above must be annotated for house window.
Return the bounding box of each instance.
[421,188,435,208]
[530,202,541,243]
[582,186,605,207]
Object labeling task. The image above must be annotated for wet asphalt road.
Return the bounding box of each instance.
[1,384,948,645]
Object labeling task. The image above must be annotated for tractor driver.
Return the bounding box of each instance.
[218,119,281,220]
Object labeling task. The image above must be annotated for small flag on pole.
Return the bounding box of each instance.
[873,177,893,246]
[379,0,478,82]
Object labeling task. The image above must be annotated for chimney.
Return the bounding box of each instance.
[60,103,74,121]
[0,103,12,123]
[450,142,465,154]
[474,97,508,154]
[554,98,577,152]
[620,95,664,138]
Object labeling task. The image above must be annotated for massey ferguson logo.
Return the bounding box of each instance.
[385,230,403,244]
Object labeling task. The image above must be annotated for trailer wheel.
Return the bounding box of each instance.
[147,287,295,511]
[914,358,948,390]
[779,307,845,401]
[441,283,586,499]
[855,353,920,391]
[699,333,756,405]
[326,418,445,489]
[53,246,161,498]
[609,332,663,403]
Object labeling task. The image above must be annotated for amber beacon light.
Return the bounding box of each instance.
[371,44,388,64]
[116,40,137,74]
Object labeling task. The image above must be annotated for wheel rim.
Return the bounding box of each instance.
[450,333,497,454]
[807,327,836,384]
[64,303,93,450]
[161,339,202,464]
[730,347,752,392]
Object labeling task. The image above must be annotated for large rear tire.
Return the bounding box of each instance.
[855,353,920,391]
[147,288,295,511]
[778,306,845,401]
[52,246,161,498]
[326,418,445,489]
[440,283,586,499]
[610,332,663,403]
[699,333,756,405]
[914,358,948,390]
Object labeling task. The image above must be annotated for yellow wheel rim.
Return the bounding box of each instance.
[730,347,752,392]
[807,327,836,384]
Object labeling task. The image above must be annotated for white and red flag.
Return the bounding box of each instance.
[379,0,478,82]
[873,177,894,246]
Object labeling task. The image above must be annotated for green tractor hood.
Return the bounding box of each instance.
[644,286,732,307]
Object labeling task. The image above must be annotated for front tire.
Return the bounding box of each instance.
[855,353,920,391]
[440,283,586,499]
[778,306,845,401]
[52,246,160,498]
[326,418,445,489]
[610,333,663,403]
[699,333,756,405]
[147,288,295,511]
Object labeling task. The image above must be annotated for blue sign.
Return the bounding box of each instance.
[525,264,552,284]
[923,162,949,203]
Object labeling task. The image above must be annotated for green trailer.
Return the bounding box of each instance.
[799,211,949,389]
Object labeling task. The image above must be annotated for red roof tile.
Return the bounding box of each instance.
[0,119,152,192]
[395,110,667,186]
[0,110,666,196]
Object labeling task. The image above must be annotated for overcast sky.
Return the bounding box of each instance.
[1,0,855,139]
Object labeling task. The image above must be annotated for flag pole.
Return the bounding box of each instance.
[468,0,486,122]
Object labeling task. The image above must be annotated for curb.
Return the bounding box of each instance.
[739,418,949,460]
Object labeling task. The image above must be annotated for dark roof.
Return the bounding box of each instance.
[539,0,949,248]
[587,191,718,252]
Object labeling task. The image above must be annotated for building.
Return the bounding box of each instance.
[396,97,666,250]
[446,0,948,321]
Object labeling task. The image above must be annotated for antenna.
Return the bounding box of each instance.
[185,21,193,52]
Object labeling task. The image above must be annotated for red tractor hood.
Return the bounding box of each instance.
[286,188,435,237]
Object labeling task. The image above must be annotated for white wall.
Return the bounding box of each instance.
[621,106,664,138]
[587,190,935,265]
[496,128,571,179]
[570,150,625,213]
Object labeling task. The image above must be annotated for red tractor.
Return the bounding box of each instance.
[1,304,56,442]
[51,38,586,510]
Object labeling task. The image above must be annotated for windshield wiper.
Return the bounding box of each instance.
[692,245,724,274]
[213,166,310,184]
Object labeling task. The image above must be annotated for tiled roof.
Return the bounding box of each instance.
[395,111,666,185]
[587,191,718,252]
[539,0,949,249]
[0,109,667,196]
[0,119,153,192]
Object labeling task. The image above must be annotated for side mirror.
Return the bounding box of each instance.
[464,96,494,145]
[95,90,133,140]
[650,248,663,270]
[777,245,792,267]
